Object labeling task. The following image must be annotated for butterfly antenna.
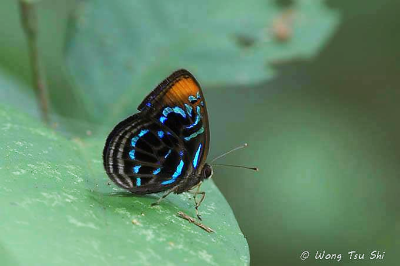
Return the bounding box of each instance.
[210,143,248,163]
[210,143,259,171]
[212,163,259,171]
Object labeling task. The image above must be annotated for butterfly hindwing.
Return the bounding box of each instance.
[103,69,210,194]
[103,114,193,194]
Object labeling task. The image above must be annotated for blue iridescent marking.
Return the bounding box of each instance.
[197,91,201,99]
[173,160,184,178]
[188,95,197,102]
[158,131,164,138]
[138,129,149,137]
[131,129,149,147]
[162,106,186,118]
[164,149,171,159]
[160,116,167,123]
[131,136,139,147]
[184,126,204,141]
[133,165,141,174]
[174,106,186,117]
[186,106,201,129]
[162,107,173,116]
[179,150,184,157]
[161,179,174,185]
[146,102,151,107]
[162,160,184,185]
[129,150,135,159]
[153,168,161,175]
[185,103,193,116]
[136,178,141,186]
[193,144,202,169]
[201,101,204,106]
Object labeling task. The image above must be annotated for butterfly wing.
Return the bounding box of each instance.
[103,69,210,194]
[139,69,210,171]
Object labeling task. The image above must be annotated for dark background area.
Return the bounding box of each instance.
[210,0,400,265]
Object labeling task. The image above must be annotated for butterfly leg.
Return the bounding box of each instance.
[194,192,206,220]
[151,186,178,206]
[191,183,206,220]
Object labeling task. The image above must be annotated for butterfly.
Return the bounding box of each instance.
[103,69,213,220]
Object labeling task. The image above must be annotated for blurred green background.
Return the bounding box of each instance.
[1,0,400,265]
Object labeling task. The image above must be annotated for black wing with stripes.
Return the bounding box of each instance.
[103,70,210,194]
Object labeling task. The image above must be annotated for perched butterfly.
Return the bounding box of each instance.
[103,69,256,220]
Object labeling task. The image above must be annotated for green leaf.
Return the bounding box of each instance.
[0,73,249,265]
[65,0,339,124]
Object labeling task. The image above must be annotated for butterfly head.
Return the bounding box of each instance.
[201,163,213,180]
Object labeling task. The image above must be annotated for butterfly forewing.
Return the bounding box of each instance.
[140,70,210,168]
[103,69,210,194]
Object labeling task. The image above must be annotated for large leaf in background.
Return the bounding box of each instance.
[65,0,339,125]
[0,67,39,118]
[0,73,249,265]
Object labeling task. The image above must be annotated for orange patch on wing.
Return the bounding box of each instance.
[162,77,200,107]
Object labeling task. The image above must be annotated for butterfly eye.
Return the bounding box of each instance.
[202,164,213,179]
